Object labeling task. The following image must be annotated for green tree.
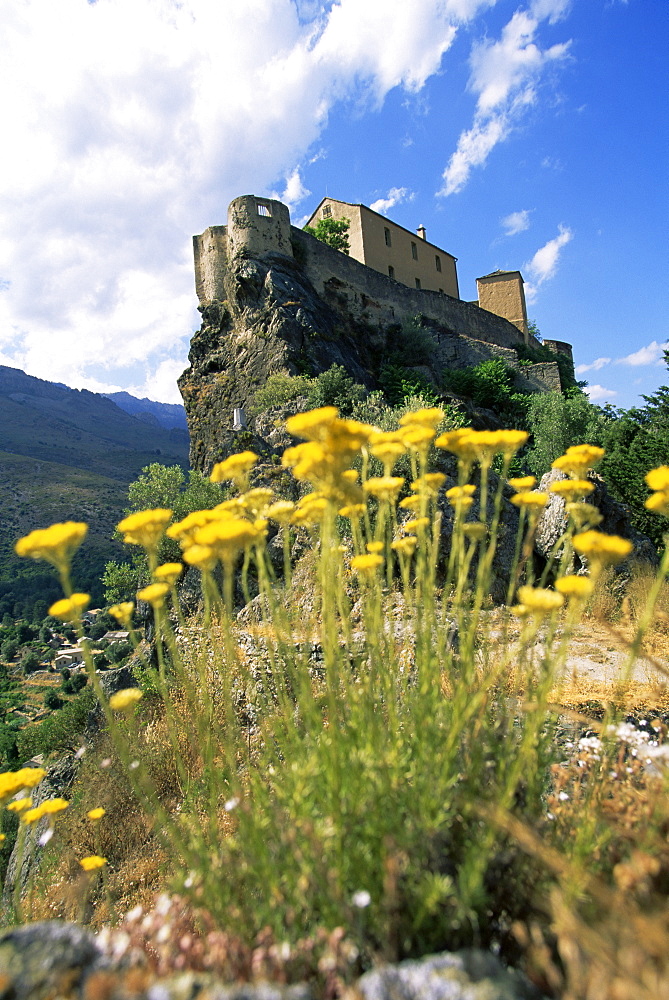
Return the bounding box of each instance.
[303,217,350,254]
[1,640,18,662]
[20,650,41,674]
[524,392,605,477]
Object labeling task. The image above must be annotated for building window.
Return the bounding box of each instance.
[384,227,392,247]
[388,265,395,279]
[257,202,271,217]
[411,241,418,260]
[322,204,332,218]
[435,255,442,272]
[415,278,421,289]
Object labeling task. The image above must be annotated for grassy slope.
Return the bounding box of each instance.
[0,451,128,612]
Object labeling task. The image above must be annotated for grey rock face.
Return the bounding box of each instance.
[0,925,541,1000]
[355,950,544,1000]
[534,469,658,571]
[0,921,105,999]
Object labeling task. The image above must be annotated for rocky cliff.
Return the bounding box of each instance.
[179,217,563,474]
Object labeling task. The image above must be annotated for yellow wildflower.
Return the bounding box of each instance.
[6,797,32,812]
[49,593,90,622]
[398,495,423,512]
[80,855,107,871]
[446,485,476,500]
[194,518,259,562]
[370,439,406,472]
[15,521,88,573]
[549,479,595,498]
[462,522,487,540]
[210,451,258,486]
[436,429,527,462]
[342,469,359,483]
[109,688,143,712]
[214,499,247,518]
[282,441,334,483]
[399,407,444,429]
[291,497,328,526]
[241,488,274,516]
[566,502,603,529]
[510,492,549,510]
[435,428,478,460]
[552,444,605,477]
[351,553,383,575]
[645,492,669,516]
[183,544,217,571]
[363,477,404,502]
[0,769,45,805]
[118,509,172,550]
[555,575,595,598]
[109,602,134,626]
[391,536,417,557]
[339,503,366,520]
[153,563,183,585]
[87,807,106,821]
[266,501,296,524]
[411,473,446,495]
[403,517,430,533]
[645,466,669,492]
[366,541,385,553]
[22,798,69,824]
[325,418,372,456]
[167,509,224,544]
[573,531,633,565]
[516,586,564,614]
[137,582,170,608]
[508,476,536,491]
[400,425,435,454]
[285,407,339,441]
[446,485,476,511]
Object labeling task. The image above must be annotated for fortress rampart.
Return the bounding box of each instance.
[192,194,572,393]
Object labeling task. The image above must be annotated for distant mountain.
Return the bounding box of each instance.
[103,391,188,430]
[0,366,190,620]
[0,366,189,481]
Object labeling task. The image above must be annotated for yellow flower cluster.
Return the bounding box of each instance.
[555,575,594,599]
[645,466,669,517]
[211,451,258,489]
[0,768,46,805]
[15,522,88,573]
[87,807,106,821]
[514,586,564,616]
[49,593,90,622]
[22,798,69,825]
[109,602,134,626]
[153,562,183,586]
[137,583,170,608]
[118,509,173,551]
[552,444,604,477]
[549,479,595,499]
[283,409,372,499]
[351,553,383,576]
[80,855,107,871]
[109,688,143,712]
[572,531,633,566]
[436,428,528,464]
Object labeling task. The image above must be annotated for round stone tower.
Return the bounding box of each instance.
[226,195,293,260]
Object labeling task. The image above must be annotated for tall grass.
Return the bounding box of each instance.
[5,410,669,997]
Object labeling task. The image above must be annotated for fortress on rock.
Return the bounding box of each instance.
[181,195,573,471]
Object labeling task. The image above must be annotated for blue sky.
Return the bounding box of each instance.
[0,0,666,408]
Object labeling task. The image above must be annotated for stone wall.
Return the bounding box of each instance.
[291,228,535,352]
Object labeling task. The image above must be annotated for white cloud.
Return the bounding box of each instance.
[439,5,571,195]
[370,187,415,215]
[615,340,669,367]
[586,384,618,403]
[0,0,492,400]
[501,209,531,235]
[523,224,573,301]
[575,356,612,375]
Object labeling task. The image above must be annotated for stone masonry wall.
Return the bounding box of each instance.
[292,228,533,352]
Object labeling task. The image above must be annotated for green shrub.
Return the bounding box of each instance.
[16,688,96,759]
[44,689,64,710]
[307,364,367,414]
[251,372,314,414]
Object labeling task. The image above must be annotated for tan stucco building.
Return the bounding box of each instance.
[476,270,529,338]
[306,197,460,299]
